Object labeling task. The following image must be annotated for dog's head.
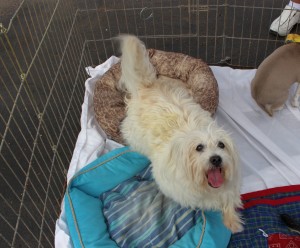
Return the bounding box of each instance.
[167,123,239,193]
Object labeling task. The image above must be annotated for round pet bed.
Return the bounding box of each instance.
[94,49,219,144]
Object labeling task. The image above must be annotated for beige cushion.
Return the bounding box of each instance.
[94,49,219,144]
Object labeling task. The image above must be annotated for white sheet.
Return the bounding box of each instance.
[55,57,123,248]
[55,57,300,248]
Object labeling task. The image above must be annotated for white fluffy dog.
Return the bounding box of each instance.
[119,35,243,233]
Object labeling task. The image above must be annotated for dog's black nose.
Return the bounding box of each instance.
[210,155,222,167]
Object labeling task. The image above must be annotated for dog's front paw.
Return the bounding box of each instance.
[291,98,300,108]
[223,212,244,234]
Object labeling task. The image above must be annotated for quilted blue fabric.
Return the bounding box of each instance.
[64,147,231,248]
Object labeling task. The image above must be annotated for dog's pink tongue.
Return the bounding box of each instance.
[207,168,223,188]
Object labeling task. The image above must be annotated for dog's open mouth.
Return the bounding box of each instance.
[207,168,224,188]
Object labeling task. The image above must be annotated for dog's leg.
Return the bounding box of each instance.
[222,203,244,233]
[264,103,285,116]
[264,104,274,117]
[274,105,284,111]
[291,83,300,107]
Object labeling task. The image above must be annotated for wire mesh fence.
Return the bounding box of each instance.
[0,0,298,247]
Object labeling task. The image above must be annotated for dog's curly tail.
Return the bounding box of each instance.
[118,35,156,96]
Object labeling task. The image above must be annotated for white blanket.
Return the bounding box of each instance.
[55,57,300,248]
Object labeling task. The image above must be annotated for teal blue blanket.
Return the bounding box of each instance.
[65,147,231,247]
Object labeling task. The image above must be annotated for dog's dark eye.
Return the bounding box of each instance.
[196,144,204,152]
[218,141,225,149]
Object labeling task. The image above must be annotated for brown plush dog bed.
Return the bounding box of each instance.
[94,49,219,144]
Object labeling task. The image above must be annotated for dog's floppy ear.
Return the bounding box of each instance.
[225,137,239,168]
[166,135,189,171]
[223,136,240,183]
[166,134,207,189]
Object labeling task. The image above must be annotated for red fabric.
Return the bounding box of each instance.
[268,233,300,248]
[240,185,300,209]
[242,185,300,201]
[243,196,300,209]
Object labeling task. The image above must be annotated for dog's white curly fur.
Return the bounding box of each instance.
[119,35,243,233]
